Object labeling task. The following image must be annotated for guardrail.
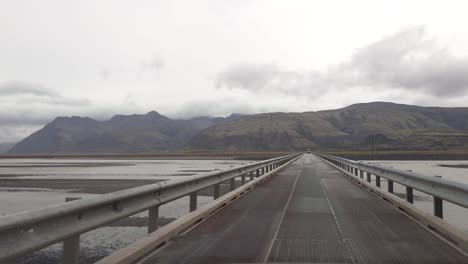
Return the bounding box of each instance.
[0,153,301,264]
[317,153,468,219]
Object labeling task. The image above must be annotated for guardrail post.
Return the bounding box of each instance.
[250,171,254,181]
[241,174,246,185]
[434,196,443,218]
[359,170,363,179]
[148,206,159,233]
[388,180,394,193]
[318,154,468,224]
[63,235,80,264]
[190,192,197,212]
[262,167,265,174]
[406,187,414,203]
[0,154,305,263]
[213,184,220,199]
[256,169,260,177]
[64,197,80,264]
[230,178,235,191]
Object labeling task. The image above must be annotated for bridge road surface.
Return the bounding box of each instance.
[141,154,468,263]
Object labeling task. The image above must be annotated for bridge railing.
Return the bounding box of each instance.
[317,153,468,219]
[0,153,301,264]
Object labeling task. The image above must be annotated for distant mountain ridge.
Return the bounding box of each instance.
[8,102,468,154]
[186,102,468,151]
[8,112,240,154]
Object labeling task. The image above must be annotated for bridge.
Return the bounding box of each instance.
[1,153,468,263]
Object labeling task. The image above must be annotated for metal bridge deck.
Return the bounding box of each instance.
[142,154,468,263]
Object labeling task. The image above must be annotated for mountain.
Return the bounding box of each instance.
[186,102,468,151]
[8,102,468,154]
[187,112,349,151]
[8,112,238,154]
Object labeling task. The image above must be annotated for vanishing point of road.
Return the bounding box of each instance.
[140,154,468,263]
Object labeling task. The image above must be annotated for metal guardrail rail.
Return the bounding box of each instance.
[0,153,301,264]
[317,153,468,218]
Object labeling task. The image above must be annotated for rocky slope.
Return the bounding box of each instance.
[8,112,239,154]
[9,102,468,153]
[186,102,468,151]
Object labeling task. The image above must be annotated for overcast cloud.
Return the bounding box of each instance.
[140,56,164,73]
[2,0,468,143]
[217,27,468,98]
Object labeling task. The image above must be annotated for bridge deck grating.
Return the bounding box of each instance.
[141,155,468,264]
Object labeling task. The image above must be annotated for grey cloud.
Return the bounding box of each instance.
[171,95,292,119]
[140,56,164,72]
[0,81,59,97]
[0,81,92,143]
[173,98,254,119]
[100,68,111,80]
[0,81,90,106]
[0,115,51,126]
[0,124,43,145]
[347,26,468,97]
[216,64,278,91]
[216,64,326,97]
[217,26,468,98]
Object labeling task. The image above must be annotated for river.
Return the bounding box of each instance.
[1,157,467,263]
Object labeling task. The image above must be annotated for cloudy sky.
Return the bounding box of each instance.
[2,0,468,143]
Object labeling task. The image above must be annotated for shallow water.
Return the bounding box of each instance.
[0,158,250,216]
[0,158,252,263]
[0,158,250,180]
[367,160,468,233]
[3,158,468,263]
